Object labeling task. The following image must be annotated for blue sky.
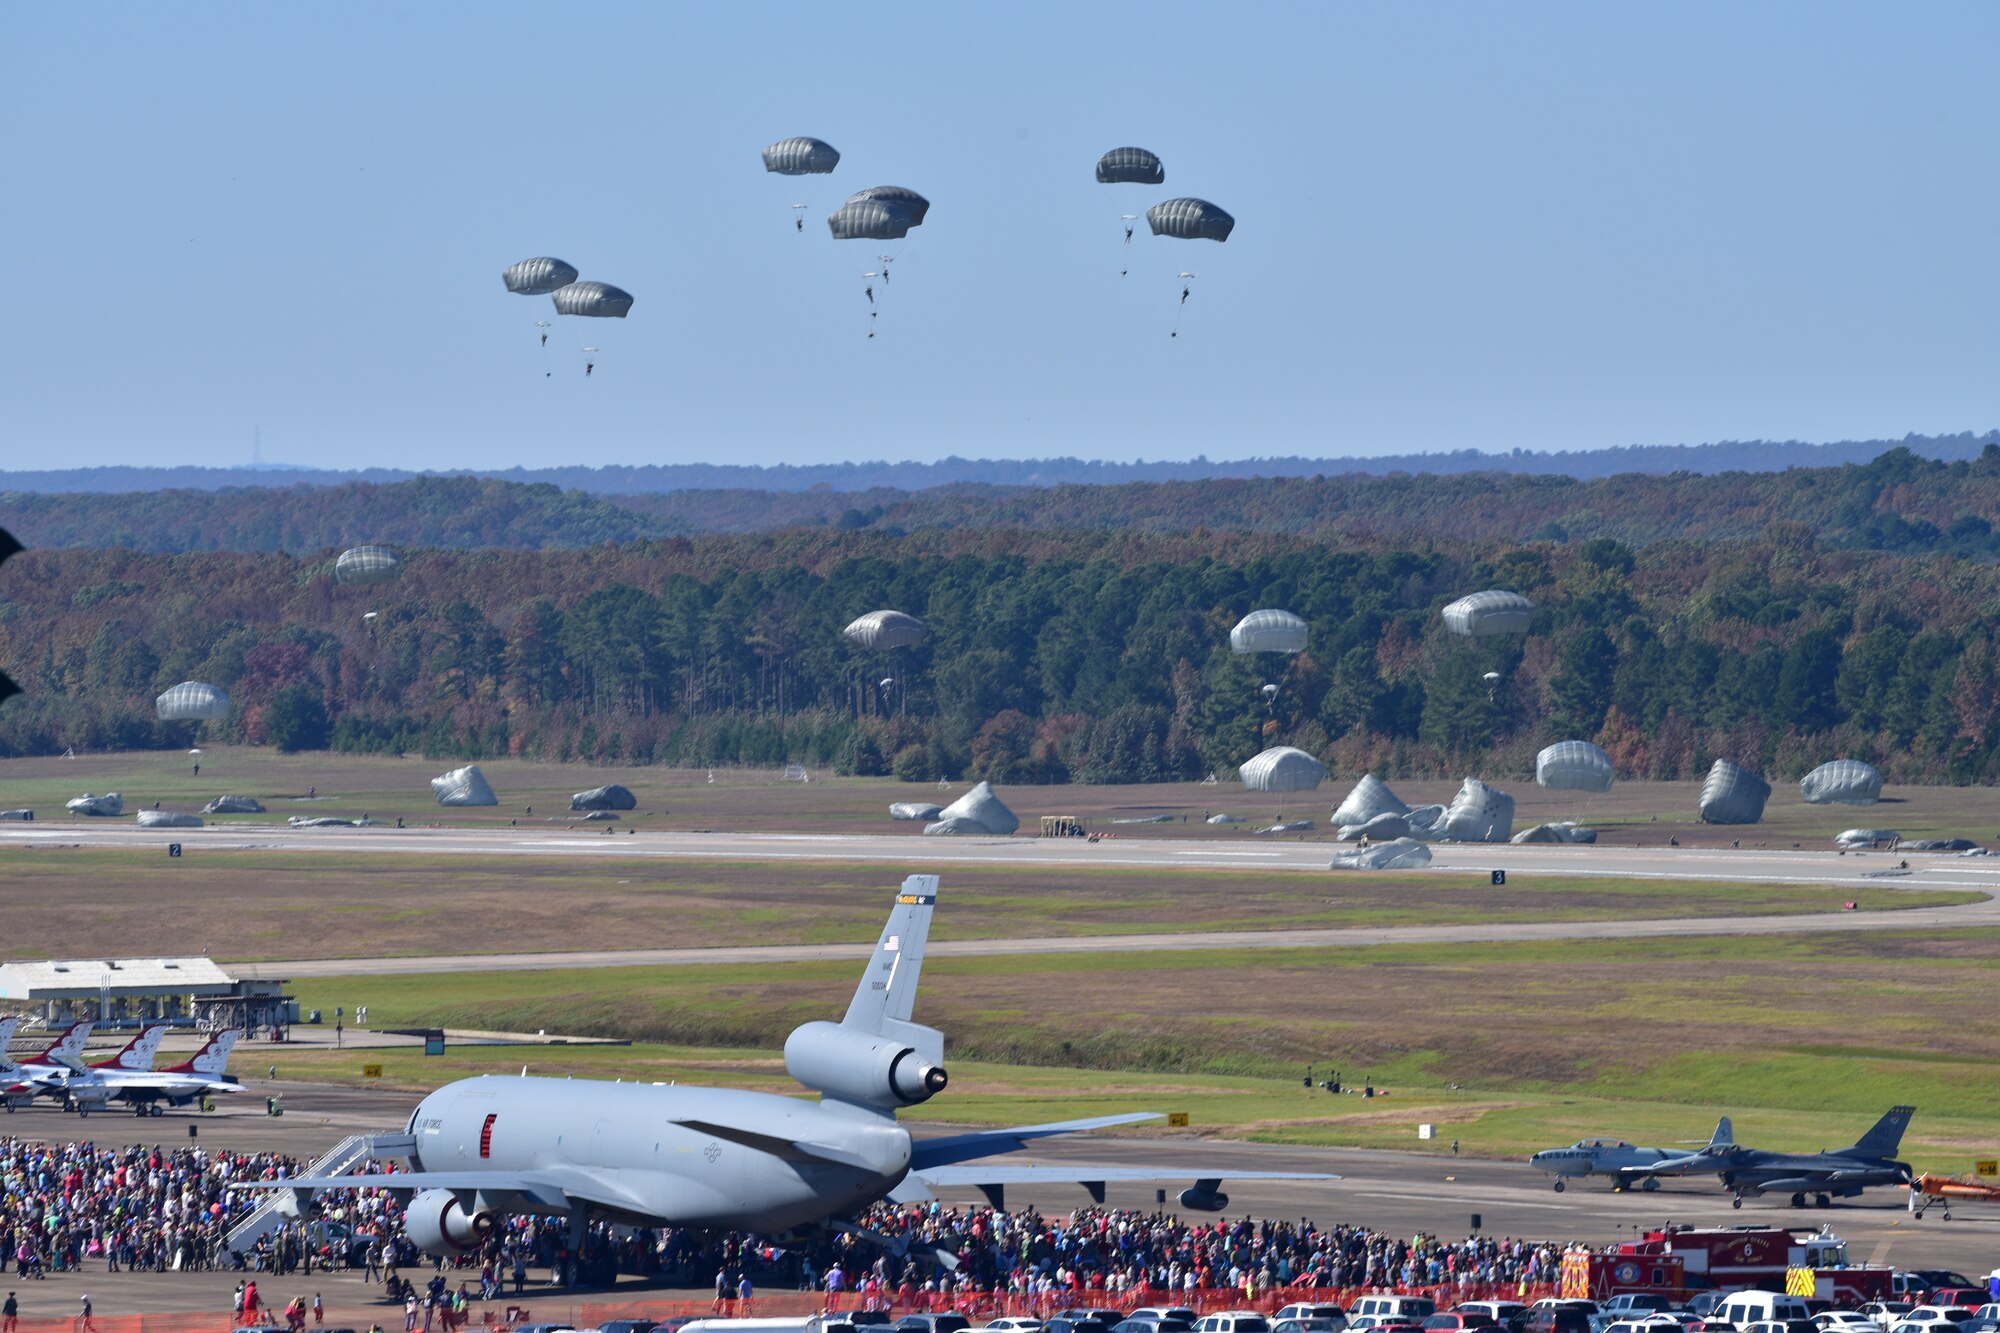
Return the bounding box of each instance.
[2,3,1993,472]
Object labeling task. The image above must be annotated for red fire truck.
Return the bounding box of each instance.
[1561,1226,1893,1304]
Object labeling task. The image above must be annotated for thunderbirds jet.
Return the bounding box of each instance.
[1633,1105,1916,1208]
[240,875,1333,1266]
[1530,1119,1733,1192]
[41,1028,244,1116]
[1,1021,94,1108]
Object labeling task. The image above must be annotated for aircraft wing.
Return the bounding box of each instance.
[913,1164,1334,1208]
[910,1113,1164,1170]
[231,1167,642,1215]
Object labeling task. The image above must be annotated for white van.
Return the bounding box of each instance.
[1716,1294,1814,1327]
[1350,1300,1439,1323]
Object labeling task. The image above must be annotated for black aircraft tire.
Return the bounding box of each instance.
[1553,1180,1566,1193]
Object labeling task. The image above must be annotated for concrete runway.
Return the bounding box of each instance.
[7,823,1994,978]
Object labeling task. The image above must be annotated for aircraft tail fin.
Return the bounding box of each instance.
[28,1022,92,1066]
[0,1017,21,1069]
[842,874,938,1032]
[97,1024,168,1071]
[167,1029,240,1077]
[1848,1104,1915,1158]
[1709,1116,1734,1149]
[785,876,946,1117]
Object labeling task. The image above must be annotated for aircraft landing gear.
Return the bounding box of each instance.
[1815,1193,1831,1208]
[1641,1177,1661,1192]
[1553,1180,1566,1193]
[1731,1195,1744,1209]
[1789,1192,1807,1208]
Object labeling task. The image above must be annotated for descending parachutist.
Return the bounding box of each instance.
[795,217,804,232]
[1124,226,1134,243]
[1181,286,1190,305]
[585,362,594,376]
[865,285,874,305]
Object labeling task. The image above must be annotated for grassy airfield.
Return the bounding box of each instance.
[3,748,1995,1170]
[2,746,1995,847]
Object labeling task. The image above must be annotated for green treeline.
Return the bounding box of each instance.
[3,523,1999,785]
[7,447,2000,556]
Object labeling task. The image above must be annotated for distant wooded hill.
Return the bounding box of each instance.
[7,446,2000,558]
[0,429,1993,494]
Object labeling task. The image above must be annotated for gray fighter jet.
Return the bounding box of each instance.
[1633,1105,1915,1208]
[239,875,1331,1268]
[1529,1118,1731,1192]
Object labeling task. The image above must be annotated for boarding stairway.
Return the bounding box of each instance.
[225,1131,417,1254]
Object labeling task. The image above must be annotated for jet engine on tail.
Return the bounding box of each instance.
[784,1023,947,1108]
[403,1189,495,1254]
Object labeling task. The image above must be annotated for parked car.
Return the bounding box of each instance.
[1423,1315,1498,1333]
[1275,1309,1348,1330]
[1274,1323,1344,1333]
[1525,1309,1592,1333]
[1192,1317,1271,1333]
[897,1318,971,1333]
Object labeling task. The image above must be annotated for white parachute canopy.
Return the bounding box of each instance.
[1535,740,1614,793]
[1330,838,1433,870]
[336,545,401,585]
[66,792,124,817]
[1800,759,1883,806]
[929,781,1018,835]
[1441,590,1535,637]
[1332,774,1409,827]
[1239,746,1327,793]
[156,681,231,723]
[1229,609,1308,655]
[431,765,498,807]
[1434,778,1515,842]
[1698,759,1771,824]
[570,784,636,812]
[137,810,203,829]
[843,610,927,650]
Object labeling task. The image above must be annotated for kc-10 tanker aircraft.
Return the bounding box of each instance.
[240,875,1331,1265]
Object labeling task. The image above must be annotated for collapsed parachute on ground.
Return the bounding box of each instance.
[828,199,915,241]
[67,793,124,817]
[1239,746,1326,793]
[1801,759,1883,806]
[1512,822,1598,845]
[502,257,579,295]
[1434,778,1515,842]
[1229,609,1308,655]
[1096,147,1165,185]
[762,137,840,175]
[550,281,634,318]
[1338,811,1411,842]
[1402,804,1448,837]
[1206,812,1245,825]
[202,795,265,815]
[926,781,1018,836]
[1834,828,1897,848]
[1147,197,1234,242]
[289,815,366,828]
[1441,590,1535,637]
[431,765,498,807]
[336,545,400,585]
[847,186,930,226]
[156,681,231,722]
[843,610,927,650]
[1536,740,1614,793]
[1902,838,1978,852]
[890,802,944,822]
[571,784,636,812]
[137,811,203,829]
[1330,838,1432,870]
[1332,775,1410,828]
[1698,760,1770,824]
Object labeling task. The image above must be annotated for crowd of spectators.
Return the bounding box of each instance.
[0,1137,1565,1314]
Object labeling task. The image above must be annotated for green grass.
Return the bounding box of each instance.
[278,926,2000,1171]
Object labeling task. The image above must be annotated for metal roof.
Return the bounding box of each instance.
[0,957,239,999]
